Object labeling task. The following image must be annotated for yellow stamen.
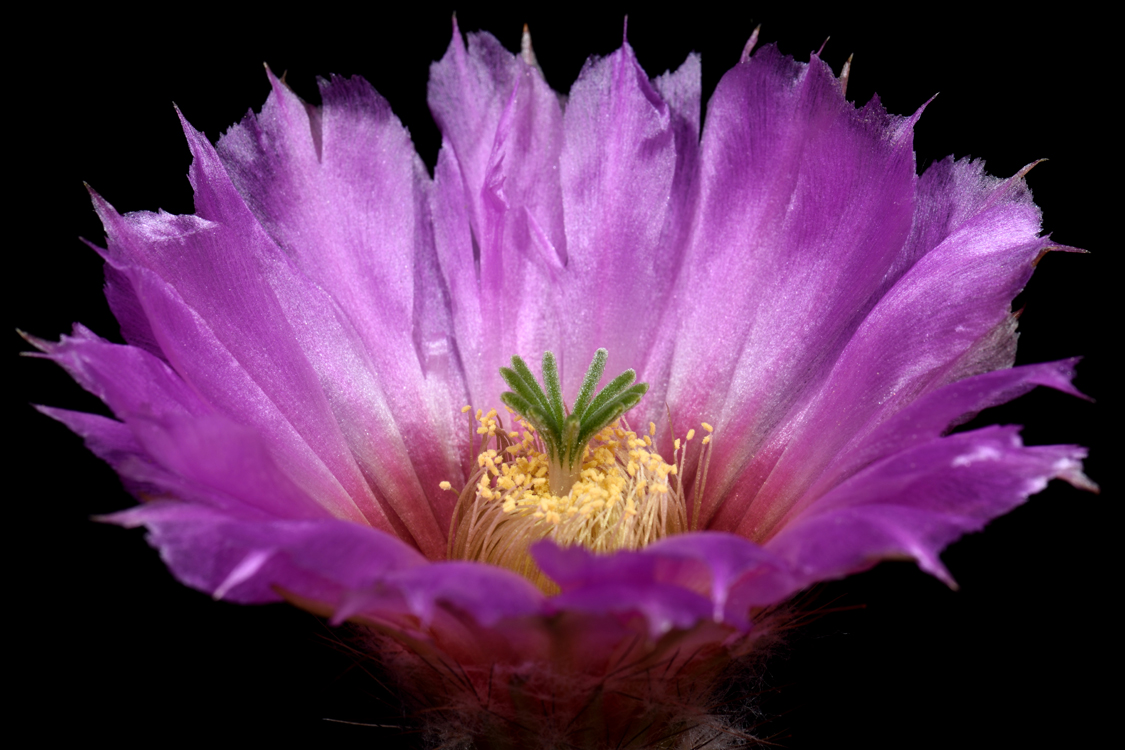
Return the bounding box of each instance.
[449,417,687,594]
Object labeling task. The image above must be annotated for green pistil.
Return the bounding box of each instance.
[500,348,649,496]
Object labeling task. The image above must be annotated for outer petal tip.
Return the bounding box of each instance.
[1054,457,1099,493]
[740,25,761,62]
[520,23,538,68]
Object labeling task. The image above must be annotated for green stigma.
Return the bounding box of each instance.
[499,348,649,496]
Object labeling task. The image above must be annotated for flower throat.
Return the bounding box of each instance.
[447,349,711,594]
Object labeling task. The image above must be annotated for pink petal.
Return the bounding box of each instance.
[107,503,427,603]
[87,113,455,552]
[557,46,701,400]
[428,24,568,406]
[764,425,1091,587]
[664,46,918,516]
[534,535,795,635]
[216,71,468,530]
[714,159,1062,538]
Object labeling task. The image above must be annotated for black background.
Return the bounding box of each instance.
[12,4,1113,747]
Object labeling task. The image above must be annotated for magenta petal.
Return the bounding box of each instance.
[533,541,662,591]
[382,563,545,627]
[36,407,214,506]
[533,536,792,634]
[428,24,515,238]
[646,533,800,620]
[428,23,563,259]
[108,499,543,630]
[428,23,566,405]
[552,582,713,638]
[666,46,918,516]
[107,503,427,603]
[797,359,1088,512]
[42,402,331,520]
[731,160,1055,536]
[215,70,468,531]
[216,71,425,359]
[427,30,707,410]
[815,159,1055,424]
[431,141,487,400]
[88,192,396,529]
[180,113,450,549]
[31,333,326,517]
[88,109,461,551]
[765,425,1090,586]
[557,45,700,399]
[31,324,208,420]
[535,543,711,636]
[33,330,322,518]
[732,359,1087,540]
[102,261,165,359]
[329,562,545,629]
[126,413,332,520]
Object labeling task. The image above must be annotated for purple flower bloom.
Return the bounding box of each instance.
[21,14,1103,748]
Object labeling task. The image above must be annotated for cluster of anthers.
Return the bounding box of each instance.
[444,349,715,594]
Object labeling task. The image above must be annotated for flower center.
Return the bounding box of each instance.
[445,349,711,594]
